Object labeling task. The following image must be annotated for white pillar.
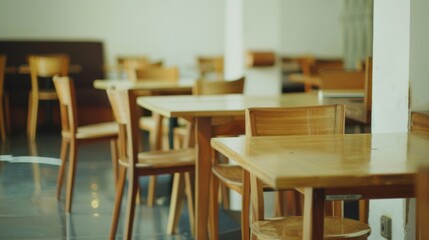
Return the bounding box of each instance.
[224,0,282,96]
[369,0,410,239]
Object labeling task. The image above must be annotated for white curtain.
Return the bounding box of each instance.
[342,0,373,69]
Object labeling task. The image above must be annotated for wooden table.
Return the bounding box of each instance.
[288,73,321,88]
[211,132,429,239]
[93,79,193,95]
[137,92,366,238]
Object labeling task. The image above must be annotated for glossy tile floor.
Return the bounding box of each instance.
[0,129,240,240]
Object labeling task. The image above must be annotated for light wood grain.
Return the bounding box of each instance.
[211,133,427,189]
[136,92,373,239]
[212,132,429,239]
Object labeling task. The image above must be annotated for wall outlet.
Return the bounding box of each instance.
[380,215,392,239]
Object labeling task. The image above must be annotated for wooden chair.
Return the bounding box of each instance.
[192,76,245,95]
[135,66,180,207]
[137,66,180,150]
[135,66,178,82]
[117,55,149,66]
[197,55,224,80]
[52,76,119,213]
[319,69,365,91]
[122,58,163,81]
[27,54,69,140]
[0,55,8,142]
[243,105,370,239]
[106,88,195,240]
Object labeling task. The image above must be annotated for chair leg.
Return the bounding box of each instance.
[123,173,139,240]
[4,94,10,133]
[56,138,69,200]
[359,199,369,223]
[65,140,77,213]
[167,173,186,234]
[185,172,195,236]
[216,153,230,209]
[110,166,126,240]
[147,176,157,207]
[208,172,220,240]
[241,170,250,240]
[110,139,118,184]
[27,94,39,140]
[27,94,33,137]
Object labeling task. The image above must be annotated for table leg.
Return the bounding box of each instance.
[303,188,326,240]
[195,117,212,239]
[169,118,178,149]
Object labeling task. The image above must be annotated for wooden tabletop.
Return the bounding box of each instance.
[211,132,429,189]
[137,92,367,121]
[288,73,321,87]
[93,79,194,95]
[138,93,323,117]
[211,132,428,239]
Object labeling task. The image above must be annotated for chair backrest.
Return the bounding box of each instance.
[197,56,224,80]
[134,66,178,82]
[28,54,69,93]
[107,89,139,167]
[122,58,164,81]
[192,76,245,95]
[319,69,365,90]
[246,105,345,137]
[117,55,149,66]
[52,76,78,134]
[0,55,5,98]
[245,104,345,222]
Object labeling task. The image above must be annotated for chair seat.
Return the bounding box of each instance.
[212,164,278,193]
[62,122,118,139]
[119,148,195,168]
[212,164,243,190]
[252,216,371,240]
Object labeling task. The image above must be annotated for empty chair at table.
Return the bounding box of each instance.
[197,55,224,80]
[121,57,164,81]
[106,88,195,240]
[53,76,119,213]
[244,105,371,239]
[319,69,365,91]
[27,54,69,140]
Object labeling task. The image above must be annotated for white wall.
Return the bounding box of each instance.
[370,0,411,239]
[280,0,343,57]
[0,0,225,77]
[410,0,429,111]
[0,0,342,80]
[242,0,282,95]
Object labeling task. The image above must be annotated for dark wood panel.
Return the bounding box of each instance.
[0,40,113,128]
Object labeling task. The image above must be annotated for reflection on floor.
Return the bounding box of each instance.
[0,130,240,239]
